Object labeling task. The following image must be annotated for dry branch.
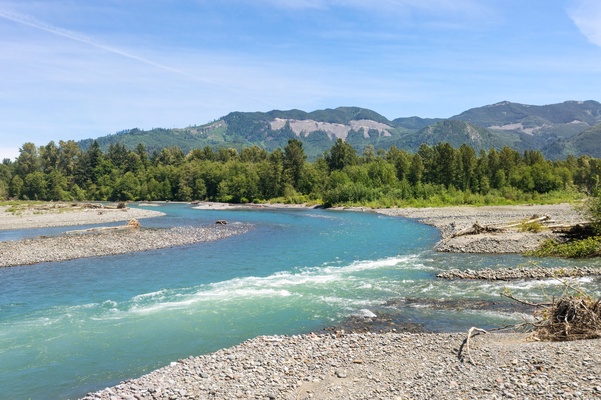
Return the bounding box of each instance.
[465,327,487,365]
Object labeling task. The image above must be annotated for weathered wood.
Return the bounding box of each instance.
[450,222,504,238]
[465,327,487,365]
[66,219,140,234]
[500,215,550,229]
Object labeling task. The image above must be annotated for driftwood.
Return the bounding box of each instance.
[449,215,590,239]
[66,219,141,234]
[500,215,550,229]
[502,282,601,342]
[450,222,503,238]
[536,295,601,341]
[465,327,487,365]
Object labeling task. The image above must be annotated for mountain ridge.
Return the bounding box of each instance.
[78,101,601,160]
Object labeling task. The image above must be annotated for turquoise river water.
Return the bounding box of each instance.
[1,203,600,399]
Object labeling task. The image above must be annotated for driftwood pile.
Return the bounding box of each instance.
[501,285,601,342]
[448,214,590,239]
[534,295,601,341]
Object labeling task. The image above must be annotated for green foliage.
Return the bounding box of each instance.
[527,237,601,258]
[587,193,601,235]
[519,220,545,233]
[0,138,597,214]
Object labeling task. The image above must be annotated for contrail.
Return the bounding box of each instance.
[0,8,276,108]
[0,8,205,81]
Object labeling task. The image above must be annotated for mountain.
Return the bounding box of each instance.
[395,120,514,152]
[449,100,601,153]
[78,101,601,160]
[542,123,601,159]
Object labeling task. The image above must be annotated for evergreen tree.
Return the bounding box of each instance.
[326,138,358,171]
[283,139,306,190]
[16,142,40,176]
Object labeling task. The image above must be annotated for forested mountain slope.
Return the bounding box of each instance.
[78,101,601,159]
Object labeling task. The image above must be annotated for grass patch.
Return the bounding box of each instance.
[519,220,546,233]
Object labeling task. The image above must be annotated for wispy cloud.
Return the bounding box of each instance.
[568,0,601,47]
[0,6,281,112]
[262,0,482,12]
[0,8,205,81]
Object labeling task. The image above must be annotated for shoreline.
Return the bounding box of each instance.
[0,203,166,230]
[0,201,592,267]
[0,225,252,267]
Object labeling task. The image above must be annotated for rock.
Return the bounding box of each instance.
[335,369,348,378]
[352,309,377,319]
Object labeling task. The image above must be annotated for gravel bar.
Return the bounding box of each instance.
[0,205,166,230]
[0,225,251,267]
[437,266,601,280]
[80,331,601,400]
[377,203,588,254]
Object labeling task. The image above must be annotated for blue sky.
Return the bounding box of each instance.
[1,0,601,160]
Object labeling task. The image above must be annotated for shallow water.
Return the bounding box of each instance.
[0,203,599,399]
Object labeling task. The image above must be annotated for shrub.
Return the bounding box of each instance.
[527,237,601,258]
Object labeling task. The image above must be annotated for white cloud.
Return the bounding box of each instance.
[568,0,601,47]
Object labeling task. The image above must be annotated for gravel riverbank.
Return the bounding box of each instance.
[0,203,252,267]
[81,331,601,400]
[377,203,587,254]
[0,203,165,230]
[0,225,251,267]
[437,266,601,280]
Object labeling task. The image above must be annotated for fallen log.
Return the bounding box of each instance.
[450,222,504,238]
[65,219,141,235]
[500,215,550,229]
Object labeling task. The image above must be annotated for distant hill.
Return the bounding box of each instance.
[395,120,514,153]
[79,101,601,160]
[542,123,601,159]
[449,100,601,154]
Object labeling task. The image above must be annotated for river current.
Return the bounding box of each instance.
[1,203,599,399]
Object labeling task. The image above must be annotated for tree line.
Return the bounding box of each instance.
[1,139,600,207]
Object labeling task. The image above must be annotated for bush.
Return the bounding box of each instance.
[587,194,601,235]
[528,237,601,258]
[519,220,545,233]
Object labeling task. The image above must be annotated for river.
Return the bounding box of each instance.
[1,203,599,399]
